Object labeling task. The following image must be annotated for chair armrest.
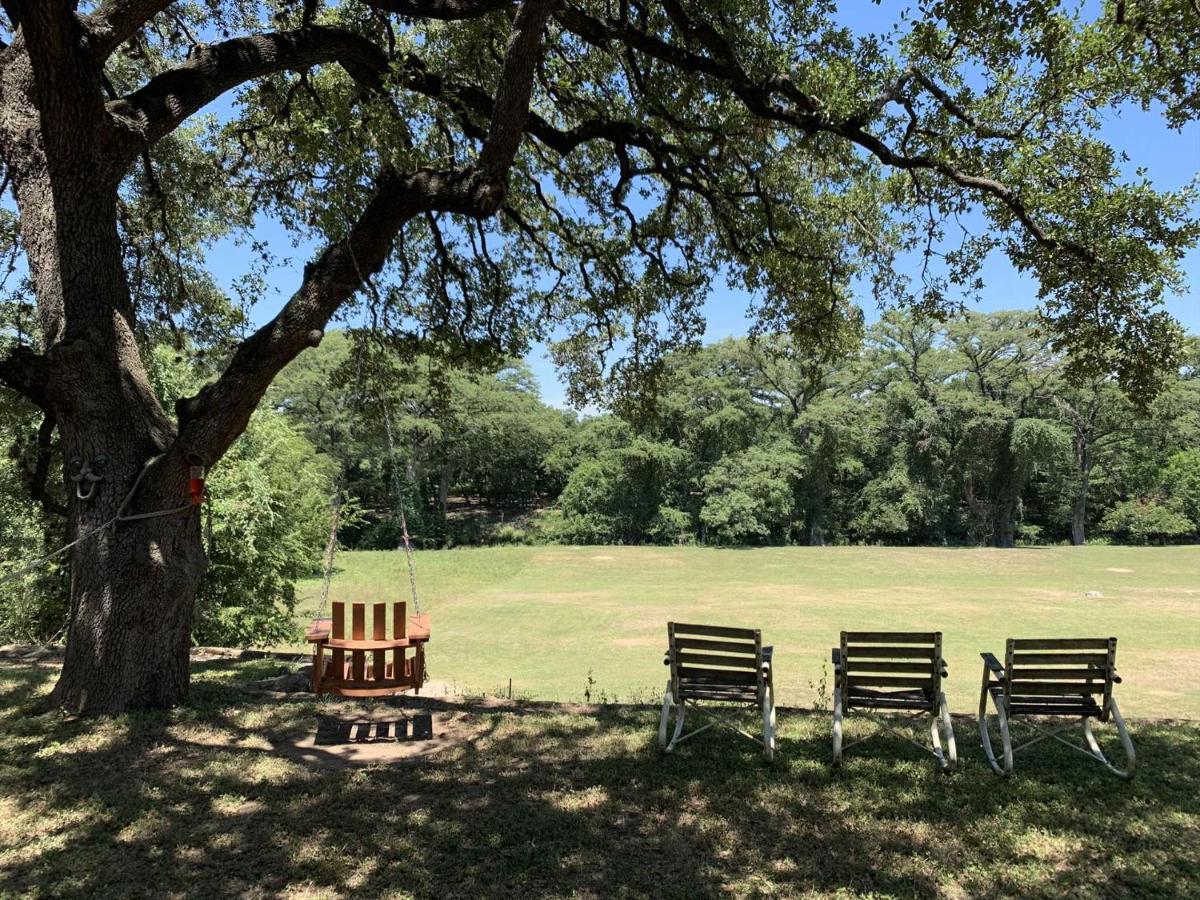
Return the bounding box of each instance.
[761,645,773,674]
[981,652,1004,678]
[663,651,672,666]
[831,647,842,675]
[939,658,950,680]
[1112,672,1122,684]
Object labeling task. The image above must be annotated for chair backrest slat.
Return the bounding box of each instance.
[674,651,759,670]
[1004,637,1117,717]
[373,604,387,682]
[331,602,346,680]
[669,622,763,703]
[841,631,942,702]
[1011,638,1110,651]
[392,601,406,682]
[351,603,366,682]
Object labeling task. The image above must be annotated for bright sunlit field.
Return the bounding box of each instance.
[289,545,1200,718]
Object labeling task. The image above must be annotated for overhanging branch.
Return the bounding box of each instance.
[174,0,555,463]
[85,0,176,57]
[555,2,1093,265]
[107,26,389,160]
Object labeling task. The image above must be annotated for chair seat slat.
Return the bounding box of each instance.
[846,694,932,710]
[678,666,758,684]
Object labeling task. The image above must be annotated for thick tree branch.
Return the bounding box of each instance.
[477,0,556,175]
[21,412,67,517]
[358,0,513,20]
[85,0,176,57]
[107,26,388,160]
[0,343,50,410]
[175,0,554,463]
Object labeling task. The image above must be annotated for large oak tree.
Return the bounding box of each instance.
[0,0,1195,713]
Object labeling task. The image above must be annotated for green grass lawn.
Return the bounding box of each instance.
[1,660,1198,898]
[288,545,1200,718]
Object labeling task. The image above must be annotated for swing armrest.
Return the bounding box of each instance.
[306,619,332,643]
[981,652,1004,679]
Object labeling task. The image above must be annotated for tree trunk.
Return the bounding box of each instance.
[1071,435,1090,546]
[4,66,207,711]
[992,426,1018,548]
[438,457,452,522]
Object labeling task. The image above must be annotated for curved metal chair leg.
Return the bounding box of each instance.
[658,681,673,750]
[831,689,843,767]
[762,685,776,762]
[664,698,686,753]
[979,685,1012,776]
[1082,698,1136,780]
[932,691,956,773]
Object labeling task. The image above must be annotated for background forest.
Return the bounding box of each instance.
[3,309,1198,646]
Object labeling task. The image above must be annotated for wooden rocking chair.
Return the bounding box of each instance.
[832,631,956,772]
[306,601,431,697]
[658,622,776,762]
[979,637,1135,779]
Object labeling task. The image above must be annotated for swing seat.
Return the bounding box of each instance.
[307,602,430,698]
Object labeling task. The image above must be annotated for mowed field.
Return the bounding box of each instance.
[292,545,1200,718]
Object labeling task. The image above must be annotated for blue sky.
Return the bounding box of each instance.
[210,3,1200,409]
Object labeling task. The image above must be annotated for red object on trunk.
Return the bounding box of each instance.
[188,464,206,504]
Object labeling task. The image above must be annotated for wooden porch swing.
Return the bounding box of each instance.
[307,601,430,697]
[306,396,431,697]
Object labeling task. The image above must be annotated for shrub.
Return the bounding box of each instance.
[1100,498,1193,545]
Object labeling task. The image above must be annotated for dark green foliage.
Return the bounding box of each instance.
[193,411,336,646]
[268,316,1199,552]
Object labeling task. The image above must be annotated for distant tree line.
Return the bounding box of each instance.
[272,313,1200,550]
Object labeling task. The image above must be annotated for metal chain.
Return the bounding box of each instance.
[380,397,422,616]
[315,484,342,623]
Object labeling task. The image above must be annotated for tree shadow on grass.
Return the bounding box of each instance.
[0,664,1197,899]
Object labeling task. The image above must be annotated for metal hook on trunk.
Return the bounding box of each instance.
[70,454,106,501]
